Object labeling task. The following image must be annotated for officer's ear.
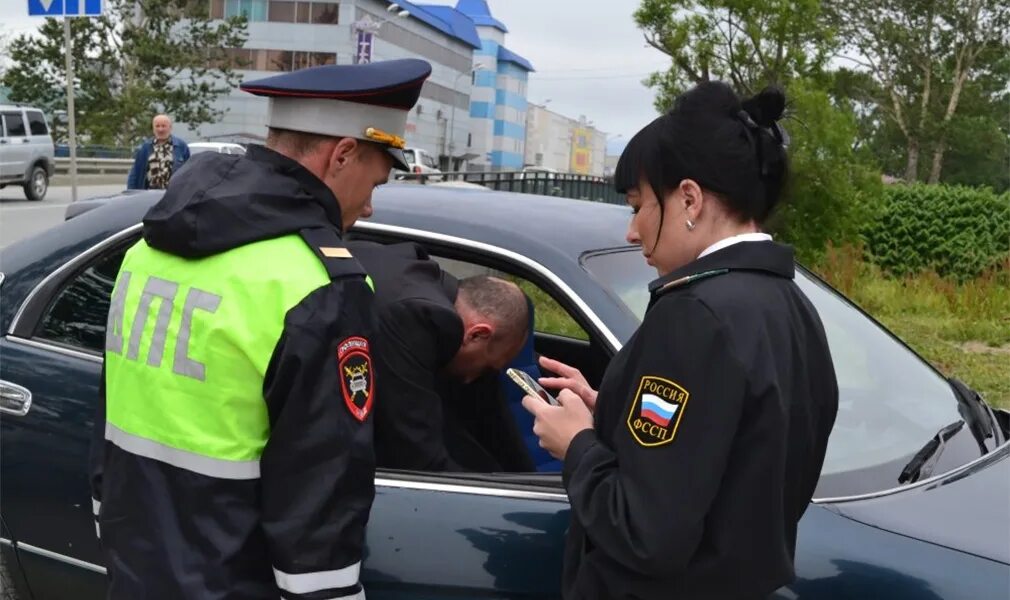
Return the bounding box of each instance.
[327,137,361,173]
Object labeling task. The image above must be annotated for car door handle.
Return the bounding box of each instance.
[0,380,33,416]
[0,139,8,144]
[20,138,30,143]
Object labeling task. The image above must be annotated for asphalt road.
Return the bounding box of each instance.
[0,184,126,249]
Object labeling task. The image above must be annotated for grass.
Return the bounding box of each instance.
[816,244,1010,409]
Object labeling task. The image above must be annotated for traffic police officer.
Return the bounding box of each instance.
[524,82,839,599]
[89,58,431,600]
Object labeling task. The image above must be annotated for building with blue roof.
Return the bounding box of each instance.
[177,0,530,172]
[456,0,534,170]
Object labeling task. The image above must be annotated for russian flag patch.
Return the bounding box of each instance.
[627,376,689,447]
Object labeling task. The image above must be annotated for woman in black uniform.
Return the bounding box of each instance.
[523,82,839,599]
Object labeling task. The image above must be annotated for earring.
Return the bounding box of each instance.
[686,219,696,231]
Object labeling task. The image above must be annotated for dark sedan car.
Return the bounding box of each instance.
[2,186,1008,599]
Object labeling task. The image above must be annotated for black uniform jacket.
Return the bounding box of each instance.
[348,241,532,472]
[562,241,838,600]
[89,146,375,600]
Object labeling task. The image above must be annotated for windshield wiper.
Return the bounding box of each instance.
[899,420,965,485]
[949,378,1001,453]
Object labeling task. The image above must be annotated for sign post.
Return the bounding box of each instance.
[28,0,104,204]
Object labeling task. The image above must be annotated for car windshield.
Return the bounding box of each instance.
[582,248,978,498]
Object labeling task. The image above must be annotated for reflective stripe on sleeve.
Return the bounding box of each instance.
[273,562,361,595]
[105,423,261,480]
[92,498,101,516]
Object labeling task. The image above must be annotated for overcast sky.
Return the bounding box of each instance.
[1,0,669,152]
[424,0,670,152]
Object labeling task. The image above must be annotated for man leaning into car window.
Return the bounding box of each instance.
[349,241,535,473]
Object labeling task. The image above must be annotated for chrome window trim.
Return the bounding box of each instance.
[352,221,623,352]
[375,476,568,502]
[5,335,102,363]
[0,538,107,575]
[0,272,6,287]
[8,223,142,336]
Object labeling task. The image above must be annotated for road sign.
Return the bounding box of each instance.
[28,0,102,17]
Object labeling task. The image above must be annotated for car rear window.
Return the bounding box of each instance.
[2,112,26,137]
[26,111,49,136]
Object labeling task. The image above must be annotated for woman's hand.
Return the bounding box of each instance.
[538,356,599,413]
[521,389,593,460]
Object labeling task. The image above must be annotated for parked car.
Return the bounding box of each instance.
[390,147,443,182]
[187,142,247,156]
[0,104,55,201]
[1,186,1008,599]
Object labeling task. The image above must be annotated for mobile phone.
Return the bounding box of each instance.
[507,368,560,406]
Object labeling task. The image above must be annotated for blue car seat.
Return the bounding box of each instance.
[500,294,563,472]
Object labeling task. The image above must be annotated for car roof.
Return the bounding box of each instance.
[0,104,43,112]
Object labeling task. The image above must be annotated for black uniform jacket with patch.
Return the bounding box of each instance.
[561,241,839,600]
[347,241,533,473]
[89,145,375,600]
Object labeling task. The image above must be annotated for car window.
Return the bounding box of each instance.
[433,256,589,340]
[3,112,26,137]
[35,246,128,353]
[582,248,975,498]
[26,111,49,136]
[424,154,438,169]
[403,150,416,166]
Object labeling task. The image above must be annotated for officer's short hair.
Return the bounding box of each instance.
[266,127,338,157]
[458,276,529,345]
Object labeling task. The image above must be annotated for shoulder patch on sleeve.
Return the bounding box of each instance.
[338,336,374,422]
[627,376,689,447]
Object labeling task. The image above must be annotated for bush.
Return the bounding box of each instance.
[862,184,1010,280]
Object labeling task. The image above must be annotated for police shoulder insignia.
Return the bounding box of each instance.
[626,376,689,447]
[337,336,373,422]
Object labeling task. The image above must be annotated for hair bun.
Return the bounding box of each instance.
[741,86,786,128]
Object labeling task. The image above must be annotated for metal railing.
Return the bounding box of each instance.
[54,157,134,176]
[51,157,624,205]
[393,170,624,205]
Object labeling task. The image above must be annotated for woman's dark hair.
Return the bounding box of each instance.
[614,81,789,224]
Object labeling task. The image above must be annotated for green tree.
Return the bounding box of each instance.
[633,0,881,263]
[634,0,835,110]
[824,0,1010,183]
[2,0,247,147]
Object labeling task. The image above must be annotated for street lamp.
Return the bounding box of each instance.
[386,2,410,17]
[447,63,487,165]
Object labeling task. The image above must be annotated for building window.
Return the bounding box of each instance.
[253,49,335,71]
[296,1,310,22]
[225,0,268,21]
[467,133,472,147]
[211,0,225,18]
[268,0,295,21]
[310,2,339,23]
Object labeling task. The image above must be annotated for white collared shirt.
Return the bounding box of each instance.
[698,232,773,259]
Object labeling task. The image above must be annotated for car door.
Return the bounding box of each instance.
[0,111,31,181]
[24,110,52,164]
[0,231,136,600]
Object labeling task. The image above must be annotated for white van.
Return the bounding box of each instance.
[391,147,443,182]
[0,104,56,201]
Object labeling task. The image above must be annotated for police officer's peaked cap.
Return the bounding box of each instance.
[241,59,432,171]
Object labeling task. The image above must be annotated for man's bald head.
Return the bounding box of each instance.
[447,276,530,384]
[152,114,172,141]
